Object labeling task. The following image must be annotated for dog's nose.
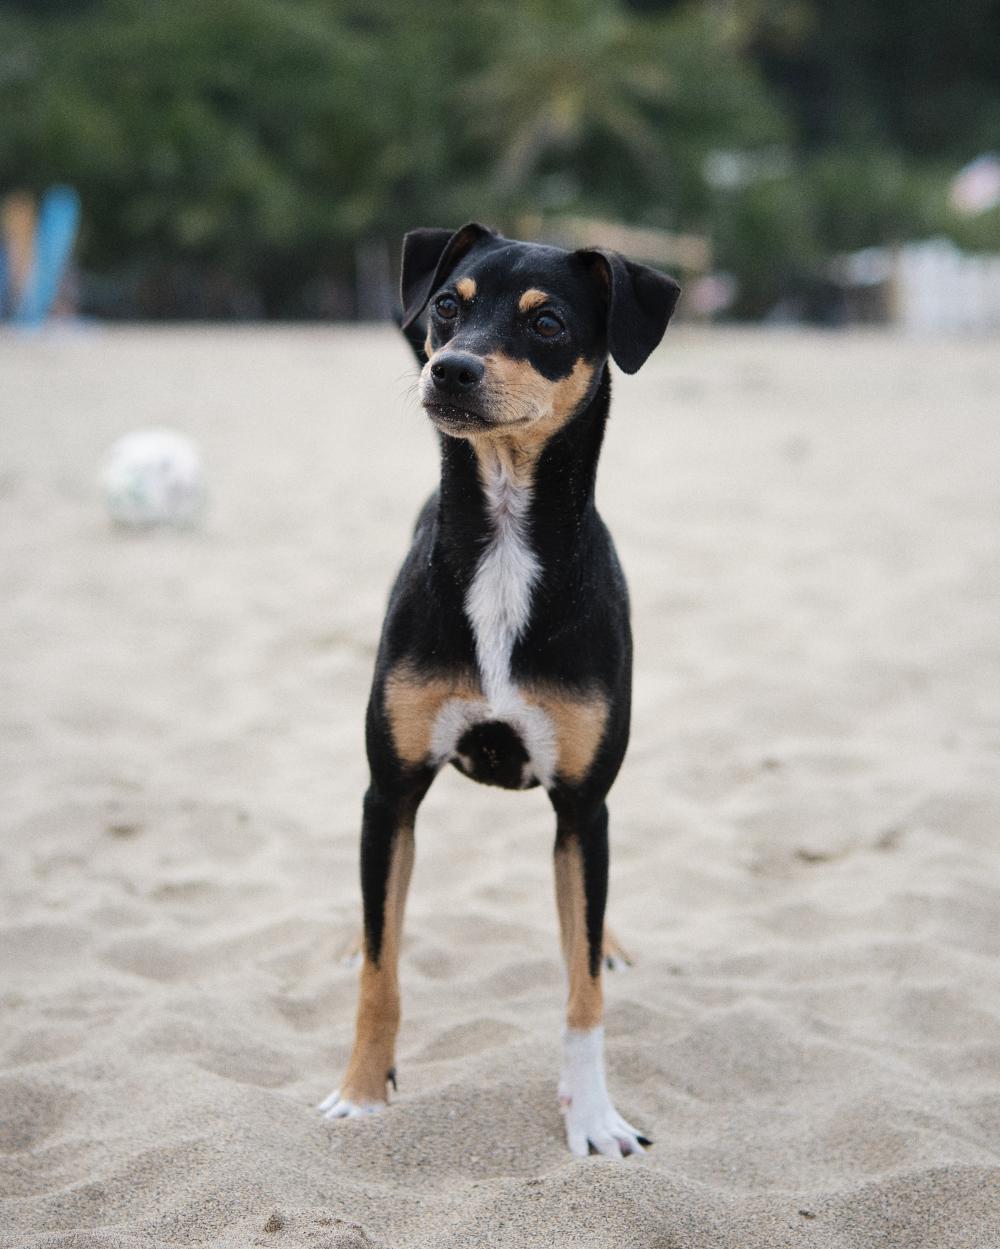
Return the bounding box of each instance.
[430,353,484,394]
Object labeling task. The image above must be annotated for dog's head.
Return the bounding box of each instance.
[400,223,680,441]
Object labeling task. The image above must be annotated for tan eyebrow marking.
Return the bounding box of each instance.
[518,288,550,312]
[455,277,476,300]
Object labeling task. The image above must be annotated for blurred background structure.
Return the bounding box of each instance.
[1,0,998,324]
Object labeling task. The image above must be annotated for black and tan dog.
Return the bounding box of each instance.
[318,223,679,1157]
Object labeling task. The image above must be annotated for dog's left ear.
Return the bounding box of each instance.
[400,222,497,329]
[577,250,681,374]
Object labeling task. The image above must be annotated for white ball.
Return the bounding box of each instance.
[100,428,205,529]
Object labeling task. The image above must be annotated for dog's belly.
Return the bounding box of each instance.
[383,664,610,790]
[430,696,556,790]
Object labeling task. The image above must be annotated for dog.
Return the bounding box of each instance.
[318,223,680,1157]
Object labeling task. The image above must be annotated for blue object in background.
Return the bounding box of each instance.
[0,242,8,319]
[13,186,80,327]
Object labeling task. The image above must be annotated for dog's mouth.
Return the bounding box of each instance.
[423,399,482,421]
[422,399,491,433]
[422,398,535,438]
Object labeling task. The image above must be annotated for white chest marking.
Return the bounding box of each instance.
[430,449,557,787]
[465,450,540,707]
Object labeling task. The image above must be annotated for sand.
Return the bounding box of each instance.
[1,324,999,1248]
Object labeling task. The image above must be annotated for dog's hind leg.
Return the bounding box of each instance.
[319,778,429,1118]
[339,927,363,968]
[601,926,633,971]
[552,800,650,1158]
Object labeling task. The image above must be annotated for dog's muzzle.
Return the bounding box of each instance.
[422,351,489,429]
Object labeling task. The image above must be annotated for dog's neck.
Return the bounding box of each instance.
[432,364,611,589]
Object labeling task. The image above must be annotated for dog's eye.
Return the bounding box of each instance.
[532,312,564,339]
[434,294,459,320]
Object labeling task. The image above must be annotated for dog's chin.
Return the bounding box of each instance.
[423,401,532,440]
[422,400,485,436]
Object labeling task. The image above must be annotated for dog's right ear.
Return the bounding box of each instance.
[400,223,496,330]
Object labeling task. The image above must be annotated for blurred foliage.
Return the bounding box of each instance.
[0,0,997,317]
[747,0,1000,156]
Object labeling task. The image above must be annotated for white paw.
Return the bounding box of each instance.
[316,1090,386,1120]
[604,952,631,973]
[559,1026,649,1159]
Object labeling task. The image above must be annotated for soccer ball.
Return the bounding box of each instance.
[100,428,205,529]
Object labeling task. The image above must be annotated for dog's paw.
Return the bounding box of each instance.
[317,1089,386,1120]
[559,1073,649,1159]
[560,1096,648,1158]
[559,1026,649,1159]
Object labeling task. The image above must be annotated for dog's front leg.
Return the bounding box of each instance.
[553,801,649,1157]
[319,782,424,1118]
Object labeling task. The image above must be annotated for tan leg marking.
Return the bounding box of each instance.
[554,837,603,1032]
[523,686,608,783]
[518,287,551,312]
[339,825,415,1104]
[383,664,481,768]
[455,276,477,300]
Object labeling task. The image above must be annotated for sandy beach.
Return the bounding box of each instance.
[2,324,999,1248]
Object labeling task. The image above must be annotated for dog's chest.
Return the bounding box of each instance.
[385,451,608,789]
[463,450,540,702]
[445,451,552,786]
